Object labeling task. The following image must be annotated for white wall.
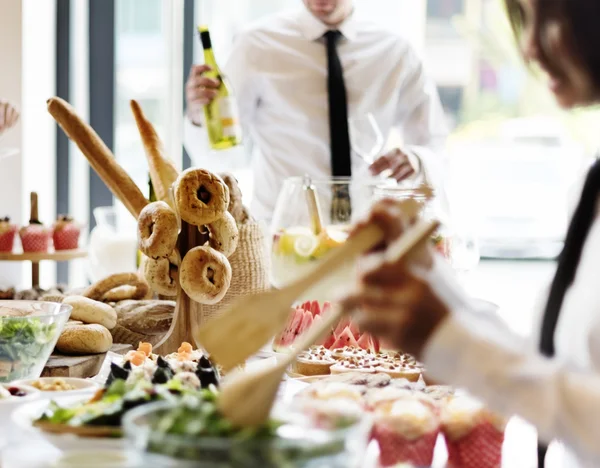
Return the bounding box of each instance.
[0,0,24,289]
[0,0,57,290]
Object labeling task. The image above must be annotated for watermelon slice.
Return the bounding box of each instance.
[333,317,351,338]
[298,310,314,337]
[322,301,332,315]
[348,320,361,341]
[330,326,359,350]
[273,307,304,351]
[301,301,311,311]
[371,335,381,353]
[356,332,372,351]
[310,300,321,317]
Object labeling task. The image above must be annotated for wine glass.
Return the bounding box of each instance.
[348,113,384,165]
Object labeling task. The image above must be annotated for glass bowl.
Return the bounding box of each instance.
[123,400,373,468]
[270,176,393,302]
[0,301,71,383]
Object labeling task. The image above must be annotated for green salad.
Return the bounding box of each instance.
[144,392,356,467]
[0,317,57,383]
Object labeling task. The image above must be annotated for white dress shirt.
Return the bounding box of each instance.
[420,212,600,467]
[184,8,448,221]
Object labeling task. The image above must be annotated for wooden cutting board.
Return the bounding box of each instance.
[42,344,131,378]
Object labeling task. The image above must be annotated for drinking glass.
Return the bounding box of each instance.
[348,113,384,165]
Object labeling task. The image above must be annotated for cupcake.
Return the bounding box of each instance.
[372,396,440,467]
[0,217,17,253]
[441,396,506,468]
[52,215,81,250]
[295,346,336,376]
[19,219,50,252]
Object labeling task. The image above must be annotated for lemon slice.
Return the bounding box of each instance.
[294,234,319,258]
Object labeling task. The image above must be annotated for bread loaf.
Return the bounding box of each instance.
[63,296,118,329]
[115,300,174,335]
[56,324,113,354]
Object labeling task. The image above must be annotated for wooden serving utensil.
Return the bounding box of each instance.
[195,223,383,371]
[196,199,427,371]
[217,218,440,428]
[304,177,324,235]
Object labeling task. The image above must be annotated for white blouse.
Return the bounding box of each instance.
[422,215,600,467]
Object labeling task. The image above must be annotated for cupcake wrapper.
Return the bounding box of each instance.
[0,230,16,252]
[444,421,504,468]
[372,424,438,467]
[20,232,51,252]
[53,229,80,250]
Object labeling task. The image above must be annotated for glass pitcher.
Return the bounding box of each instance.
[88,206,138,282]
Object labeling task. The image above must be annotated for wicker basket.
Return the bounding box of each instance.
[192,221,271,330]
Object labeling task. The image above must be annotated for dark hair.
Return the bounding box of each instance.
[504,0,600,87]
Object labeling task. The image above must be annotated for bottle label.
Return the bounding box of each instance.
[219,97,242,139]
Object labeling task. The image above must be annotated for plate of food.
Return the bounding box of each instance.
[12,377,100,399]
[12,341,222,452]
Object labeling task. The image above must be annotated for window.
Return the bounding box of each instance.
[427,0,465,18]
[117,0,162,35]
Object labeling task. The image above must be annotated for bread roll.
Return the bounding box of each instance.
[63,296,118,329]
[56,324,113,354]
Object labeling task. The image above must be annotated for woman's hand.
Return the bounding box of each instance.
[344,199,450,358]
[0,100,20,135]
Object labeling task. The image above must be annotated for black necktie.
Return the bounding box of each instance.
[325,30,351,177]
[537,158,600,466]
[325,30,352,222]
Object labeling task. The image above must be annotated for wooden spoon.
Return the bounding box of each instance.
[217,218,440,428]
[195,199,426,371]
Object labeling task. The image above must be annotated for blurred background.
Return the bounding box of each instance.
[1,0,598,339]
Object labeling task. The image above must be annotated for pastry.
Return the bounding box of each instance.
[331,346,368,361]
[320,371,391,388]
[47,97,148,218]
[62,296,117,329]
[52,215,80,250]
[173,168,229,226]
[0,288,15,300]
[441,396,506,468]
[0,217,17,253]
[19,220,50,252]
[218,172,251,224]
[206,211,239,258]
[330,356,379,375]
[295,346,336,376]
[130,100,179,205]
[179,246,231,305]
[376,362,422,382]
[142,250,180,297]
[137,201,179,259]
[56,324,113,354]
[372,397,440,467]
[82,273,149,302]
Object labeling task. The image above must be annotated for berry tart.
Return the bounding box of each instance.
[295,346,336,376]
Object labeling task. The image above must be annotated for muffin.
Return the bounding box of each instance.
[0,217,17,253]
[52,215,81,250]
[19,220,51,252]
[372,396,440,467]
[441,396,506,468]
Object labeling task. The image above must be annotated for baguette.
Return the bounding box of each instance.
[130,100,179,205]
[47,97,148,218]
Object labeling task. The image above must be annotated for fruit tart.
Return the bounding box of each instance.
[0,217,17,253]
[19,218,50,252]
[52,214,81,250]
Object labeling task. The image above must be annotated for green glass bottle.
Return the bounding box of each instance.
[198,25,242,150]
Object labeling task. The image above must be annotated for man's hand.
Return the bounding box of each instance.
[370,148,418,182]
[185,65,220,126]
[0,100,20,135]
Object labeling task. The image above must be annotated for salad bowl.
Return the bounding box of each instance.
[0,300,71,383]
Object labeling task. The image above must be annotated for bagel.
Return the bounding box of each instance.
[62,295,118,329]
[174,168,229,226]
[206,211,239,258]
[83,273,149,302]
[143,250,181,297]
[179,246,232,305]
[137,201,179,258]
